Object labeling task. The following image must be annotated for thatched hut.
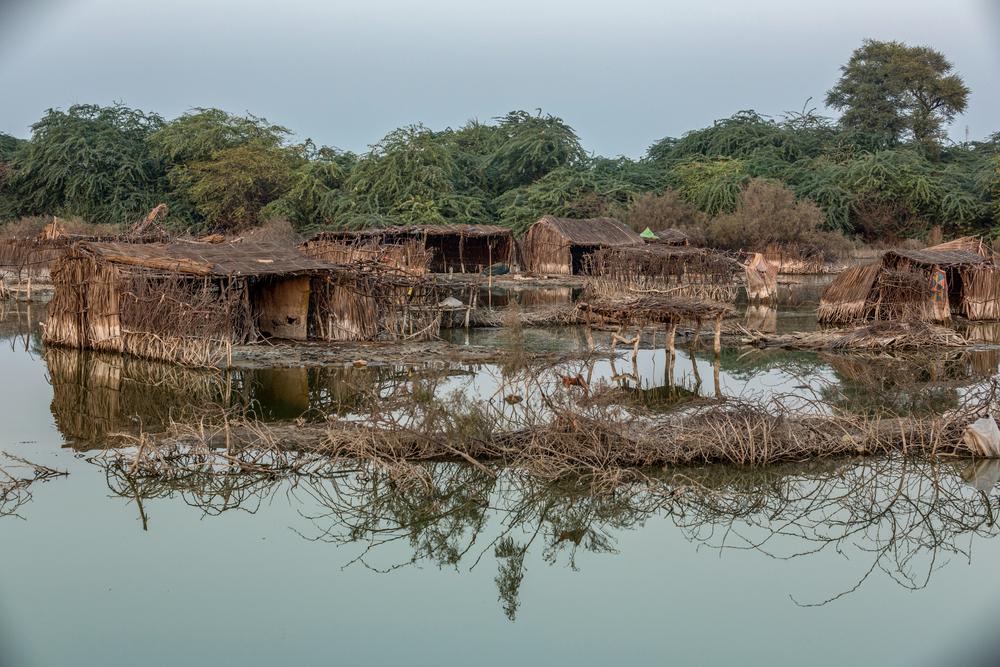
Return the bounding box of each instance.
[585,244,743,303]
[300,236,431,276]
[641,227,690,246]
[43,240,443,366]
[520,216,643,275]
[819,237,1000,324]
[303,224,514,274]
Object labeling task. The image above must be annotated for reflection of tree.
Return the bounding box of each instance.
[667,458,1000,605]
[93,453,1000,618]
[0,452,67,519]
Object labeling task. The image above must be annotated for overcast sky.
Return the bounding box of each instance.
[1,0,997,157]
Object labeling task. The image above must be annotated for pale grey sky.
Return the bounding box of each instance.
[1,0,997,157]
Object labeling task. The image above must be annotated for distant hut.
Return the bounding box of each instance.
[641,227,690,246]
[300,236,432,276]
[818,237,1000,324]
[520,216,643,275]
[43,240,442,366]
[303,224,514,274]
[585,244,743,303]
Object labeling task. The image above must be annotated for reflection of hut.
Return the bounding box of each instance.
[302,225,514,274]
[819,238,1000,324]
[46,347,228,447]
[520,216,643,275]
[586,244,742,302]
[43,240,441,365]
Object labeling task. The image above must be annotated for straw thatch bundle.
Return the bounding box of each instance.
[959,266,1000,320]
[744,252,778,303]
[818,263,881,324]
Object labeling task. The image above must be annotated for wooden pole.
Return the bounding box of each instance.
[713,315,722,357]
[631,329,641,363]
[667,322,677,387]
[690,352,701,391]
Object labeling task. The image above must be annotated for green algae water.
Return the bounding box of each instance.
[4,302,1000,666]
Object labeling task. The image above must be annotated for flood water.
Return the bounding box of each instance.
[4,289,1000,666]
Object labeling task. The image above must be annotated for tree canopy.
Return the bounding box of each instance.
[0,40,994,246]
[826,40,969,153]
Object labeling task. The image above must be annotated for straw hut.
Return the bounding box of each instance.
[520,216,643,275]
[303,224,514,274]
[300,236,432,276]
[818,237,1000,324]
[43,240,443,366]
[585,244,743,303]
[641,227,690,246]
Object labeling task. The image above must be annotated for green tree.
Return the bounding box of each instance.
[181,142,299,231]
[826,40,969,152]
[487,111,587,192]
[2,104,166,225]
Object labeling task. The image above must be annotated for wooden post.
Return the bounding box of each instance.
[666,322,677,387]
[713,355,721,399]
[713,315,722,357]
[690,352,702,391]
[631,329,641,363]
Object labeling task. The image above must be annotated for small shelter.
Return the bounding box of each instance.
[43,240,443,366]
[641,227,690,246]
[520,216,643,275]
[818,237,1000,324]
[585,244,743,303]
[300,236,432,276]
[303,224,514,274]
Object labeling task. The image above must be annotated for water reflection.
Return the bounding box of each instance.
[93,454,1000,619]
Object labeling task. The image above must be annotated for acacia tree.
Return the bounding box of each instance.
[2,104,166,225]
[487,111,587,192]
[826,40,969,152]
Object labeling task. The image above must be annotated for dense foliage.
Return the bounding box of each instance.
[0,41,996,246]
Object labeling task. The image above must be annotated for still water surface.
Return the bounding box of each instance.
[3,298,1000,666]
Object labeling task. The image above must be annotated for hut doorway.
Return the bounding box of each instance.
[251,276,311,341]
[570,246,593,274]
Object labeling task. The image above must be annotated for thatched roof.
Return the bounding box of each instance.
[309,224,512,242]
[76,240,334,277]
[533,216,642,246]
[926,236,989,257]
[884,247,988,268]
[647,228,690,245]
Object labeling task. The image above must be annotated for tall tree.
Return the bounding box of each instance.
[2,104,166,225]
[826,40,969,152]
